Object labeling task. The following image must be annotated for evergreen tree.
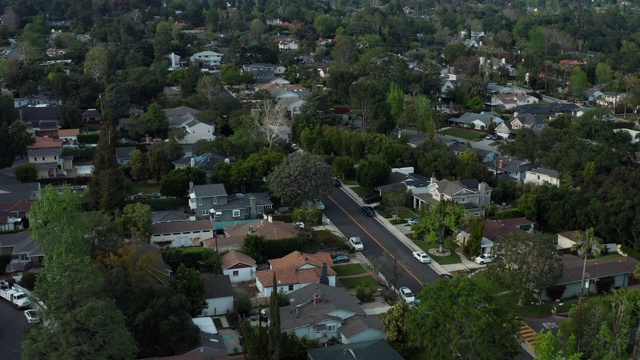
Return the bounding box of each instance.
[88,113,125,213]
[268,273,282,360]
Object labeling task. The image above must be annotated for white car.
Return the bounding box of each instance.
[314,199,325,211]
[475,254,493,265]
[24,309,40,324]
[412,251,431,264]
[349,237,364,251]
[407,218,419,225]
[399,287,415,303]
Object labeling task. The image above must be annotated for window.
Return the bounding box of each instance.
[213,197,217,205]
[474,212,480,216]
[288,285,294,291]
[42,157,45,160]
[33,158,36,161]
[327,324,336,332]
[232,270,239,276]
[537,175,541,180]
[202,210,208,216]
[198,198,202,205]
[461,197,466,203]
[54,156,57,160]
[232,209,240,217]
[485,191,490,196]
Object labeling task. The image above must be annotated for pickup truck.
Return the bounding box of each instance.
[0,281,30,309]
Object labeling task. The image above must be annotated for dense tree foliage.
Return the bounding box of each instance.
[267,151,333,207]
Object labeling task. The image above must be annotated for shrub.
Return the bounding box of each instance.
[355,283,374,303]
[0,254,11,275]
[77,133,100,144]
[19,272,37,290]
[545,285,566,301]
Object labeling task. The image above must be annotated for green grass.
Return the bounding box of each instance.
[412,241,461,265]
[467,270,508,294]
[351,186,375,197]
[340,275,379,288]
[332,263,367,276]
[439,128,484,141]
[342,179,358,185]
[213,318,223,328]
[127,182,161,195]
[512,298,577,317]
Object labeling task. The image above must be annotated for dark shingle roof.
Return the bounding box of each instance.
[27,147,61,157]
[339,314,384,338]
[151,210,188,223]
[193,184,227,197]
[203,274,233,299]
[19,106,61,121]
[307,339,404,360]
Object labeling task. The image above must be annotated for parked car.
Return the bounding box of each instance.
[474,254,493,265]
[485,134,493,140]
[399,287,415,303]
[439,274,453,282]
[348,236,364,251]
[291,143,299,150]
[363,194,382,204]
[314,199,325,211]
[332,254,350,264]
[334,178,341,187]
[24,309,40,324]
[412,251,432,264]
[361,206,375,217]
[407,217,419,225]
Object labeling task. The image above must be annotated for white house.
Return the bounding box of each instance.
[221,250,257,283]
[201,274,234,316]
[525,168,560,187]
[150,220,214,248]
[278,41,299,51]
[255,251,336,298]
[181,119,215,144]
[190,51,223,68]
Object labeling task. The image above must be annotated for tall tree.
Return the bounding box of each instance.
[407,277,521,359]
[387,82,405,128]
[268,274,282,360]
[570,66,588,99]
[88,116,125,213]
[115,203,152,240]
[159,167,207,198]
[8,119,35,158]
[129,149,149,182]
[595,63,613,91]
[171,264,207,317]
[141,103,169,138]
[463,217,484,259]
[573,227,603,353]
[267,151,333,206]
[254,100,290,147]
[84,46,111,83]
[413,200,467,253]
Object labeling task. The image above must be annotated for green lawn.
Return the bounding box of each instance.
[351,186,375,197]
[439,128,484,141]
[413,241,461,265]
[127,182,161,195]
[467,270,508,294]
[332,263,367,276]
[342,179,358,185]
[213,318,223,328]
[340,275,379,288]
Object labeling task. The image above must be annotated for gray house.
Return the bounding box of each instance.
[188,183,272,222]
[413,176,492,217]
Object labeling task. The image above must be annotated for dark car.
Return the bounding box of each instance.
[331,255,350,264]
[334,178,341,187]
[361,206,375,217]
[439,274,453,282]
[362,195,382,204]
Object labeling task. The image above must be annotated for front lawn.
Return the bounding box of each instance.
[467,270,508,294]
[341,179,358,185]
[351,186,375,197]
[340,275,379,289]
[413,241,461,265]
[439,128,484,141]
[332,263,367,277]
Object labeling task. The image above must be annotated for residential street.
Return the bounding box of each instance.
[0,299,29,358]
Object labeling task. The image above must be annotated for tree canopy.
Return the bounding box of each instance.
[267,151,333,207]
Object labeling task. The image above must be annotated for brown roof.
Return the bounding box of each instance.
[225,221,298,240]
[340,314,384,338]
[497,217,535,227]
[482,219,525,241]
[256,267,334,287]
[27,136,62,149]
[58,129,80,137]
[151,220,213,234]
[557,230,586,242]
[221,250,256,269]
[558,254,640,284]
[268,251,334,270]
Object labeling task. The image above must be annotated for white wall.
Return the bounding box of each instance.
[202,296,234,316]
[223,266,255,283]
[150,229,214,248]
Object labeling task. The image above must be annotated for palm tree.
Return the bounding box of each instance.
[572,227,603,353]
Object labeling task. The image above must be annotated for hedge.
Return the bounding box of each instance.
[77,134,100,144]
[619,245,640,260]
[125,198,188,211]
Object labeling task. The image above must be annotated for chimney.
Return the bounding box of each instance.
[498,160,503,169]
[250,196,257,219]
[189,181,194,193]
[190,157,195,167]
[313,293,320,305]
[248,225,254,234]
[319,263,329,285]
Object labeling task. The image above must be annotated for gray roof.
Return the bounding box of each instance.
[163,106,199,117]
[514,114,548,127]
[193,183,227,198]
[452,112,502,127]
[516,103,579,116]
[27,147,61,157]
[115,146,137,159]
[280,283,366,331]
[203,274,233,299]
[151,210,188,223]
[19,106,61,121]
[214,193,272,210]
[339,314,384,338]
[307,339,404,360]
[0,231,42,258]
[528,168,559,178]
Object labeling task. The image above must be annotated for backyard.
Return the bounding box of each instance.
[127,182,161,196]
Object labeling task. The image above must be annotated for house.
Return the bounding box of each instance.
[163,106,200,128]
[557,230,586,250]
[440,74,463,97]
[280,284,385,345]
[495,114,549,139]
[241,63,285,83]
[525,168,561,187]
[277,96,306,118]
[220,250,257,283]
[487,83,527,95]
[58,129,80,143]
[486,156,534,182]
[489,94,538,110]
[173,153,235,178]
[18,104,61,123]
[150,219,214,248]
[256,251,337,297]
[375,168,430,197]
[190,51,223,68]
[181,317,228,358]
[516,103,581,117]
[448,144,499,163]
[164,85,181,100]
[278,41,299,51]
[480,57,516,77]
[188,183,272,222]
[205,220,298,250]
[27,137,72,179]
[307,339,403,360]
[151,210,188,223]
[82,108,101,123]
[115,146,138,166]
[316,63,330,78]
[201,274,234,316]
[26,120,59,137]
[586,88,604,104]
[180,119,215,144]
[448,111,504,130]
[597,91,626,108]
[552,254,640,299]
[0,199,33,231]
[496,217,536,232]
[457,219,527,256]
[0,231,44,273]
[14,95,61,109]
[413,175,491,217]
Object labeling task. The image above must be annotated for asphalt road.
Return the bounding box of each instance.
[0,299,29,358]
[324,187,439,294]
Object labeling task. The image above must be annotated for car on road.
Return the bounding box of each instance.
[24,309,39,324]
[439,274,453,282]
[348,236,364,251]
[334,178,341,187]
[412,251,431,264]
[363,194,382,204]
[361,206,375,217]
[407,217,418,225]
[399,287,415,303]
[331,254,350,264]
[314,199,325,211]
[474,254,493,265]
